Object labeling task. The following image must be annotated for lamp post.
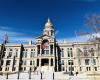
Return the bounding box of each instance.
[17,61,21,80]
[6,72,8,79]
[29,67,31,79]
[40,72,42,79]
[53,72,54,80]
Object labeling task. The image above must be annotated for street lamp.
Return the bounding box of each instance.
[29,67,31,79]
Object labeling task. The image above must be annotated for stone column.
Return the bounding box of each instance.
[36,45,38,56]
[49,59,51,66]
[53,44,54,56]
[35,59,37,67]
[40,45,42,56]
[39,59,41,67]
[49,45,50,56]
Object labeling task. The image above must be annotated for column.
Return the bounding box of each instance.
[49,58,51,66]
[39,59,41,67]
[49,45,50,56]
[37,45,41,56]
[40,45,42,56]
[35,59,37,67]
[2,60,6,72]
[53,44,54,56]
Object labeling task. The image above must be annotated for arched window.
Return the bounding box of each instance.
[41,39,49,55]
[41,39,49,49]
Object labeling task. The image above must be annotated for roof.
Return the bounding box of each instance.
[36,34,52,39]
[44,18,54,29]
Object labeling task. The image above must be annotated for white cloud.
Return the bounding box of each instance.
[0,26,35,44]
[57,35,90,43]
[0,26,90,44]
[55,30,59,36]
[11,37,36,43]
[1,26,100,44]
[57,32,100,43]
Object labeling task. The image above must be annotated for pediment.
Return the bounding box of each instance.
[37,34,53,40]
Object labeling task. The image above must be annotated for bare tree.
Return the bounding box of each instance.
[76,14,100,75]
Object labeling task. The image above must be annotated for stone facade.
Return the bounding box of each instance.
[0,18,100,74]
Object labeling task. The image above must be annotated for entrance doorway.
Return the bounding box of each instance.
[41,59,49,66]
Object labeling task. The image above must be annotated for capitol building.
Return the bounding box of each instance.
[0,18,100,75]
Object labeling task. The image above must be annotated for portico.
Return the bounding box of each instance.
[37,58,54,67]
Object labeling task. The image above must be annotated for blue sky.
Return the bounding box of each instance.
[0,0,100,43]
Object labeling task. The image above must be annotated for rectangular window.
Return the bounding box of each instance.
[50,45,53,54]
[78,59,81,65]
[16,52,18,57]
[14,60,17,65]
[12,67,16,71]
[51,59,53,66]
[23,60,26,65]
[23,52,27,58]
[46,50,49,54]
[7,52,12,58]
[68,60,74,65]
[91,48,94,56]
[29,60,34,65]
[93,59,96,65]
[30,61,32,65]
[44,50,49,54]
[37,45,40,54]
[67,48,73,57]
[62,60,64,65]
[83,48,88,56]
[30,52,34,57]
[61,48,64,57]
[86,67,91,71]
[94,67,97,71]
[80,67,82,71]
[25,52,27,57]
[85,59,89,65]
[24,67,26,71]
[5,67,9,71]
[6,60,11,65]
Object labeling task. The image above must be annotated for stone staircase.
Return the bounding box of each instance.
[37,66,54,73]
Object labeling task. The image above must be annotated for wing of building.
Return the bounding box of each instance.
[0,18,100,74]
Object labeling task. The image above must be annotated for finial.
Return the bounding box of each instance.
[48,17,51,22]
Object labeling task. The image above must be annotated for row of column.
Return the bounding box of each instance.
[37,58,54,67]
[37,44,54,56]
